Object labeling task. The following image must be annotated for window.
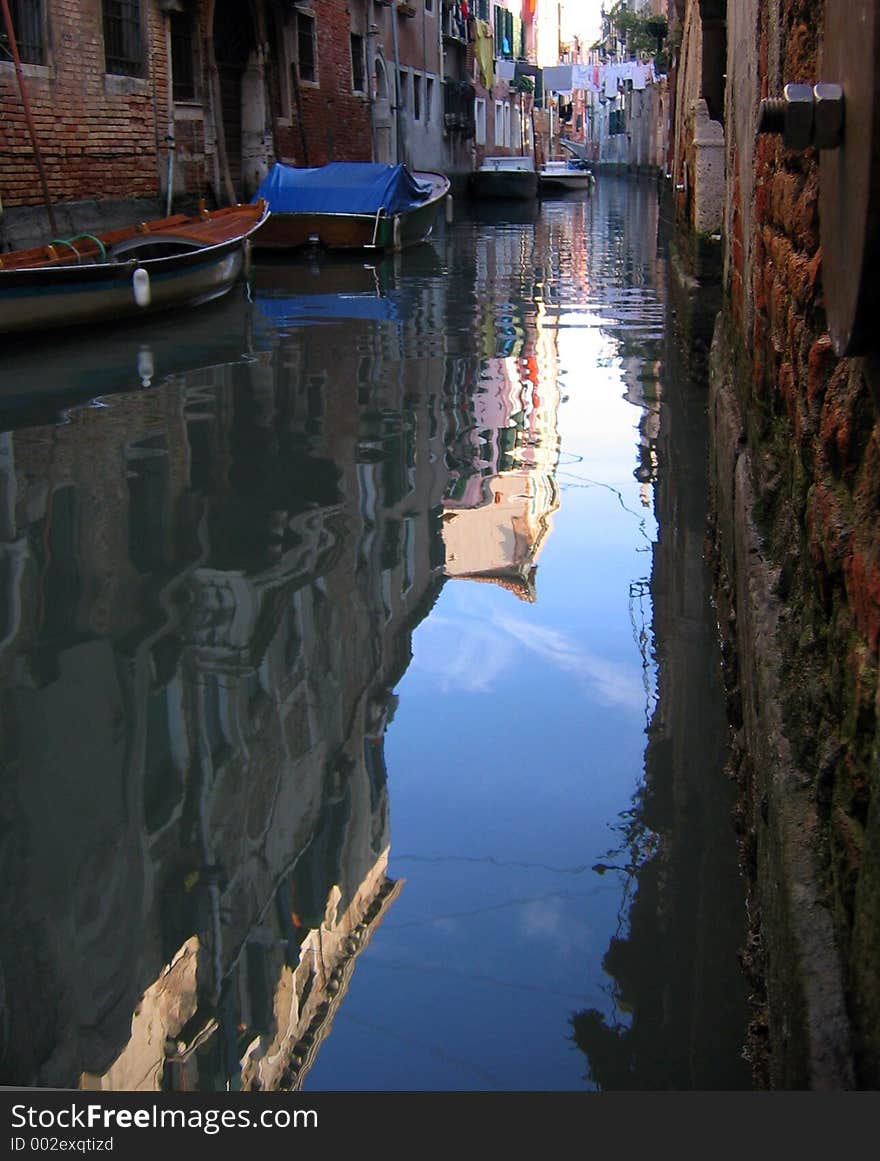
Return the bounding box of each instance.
[295,9,316,83]
[425,0,433,11]
[413,73,422,121]
[503,100,511,146]
[398,69,408,110]
[425,76,434,124]
[402,517,415,594]
[103,0,143,77]
[374,56,388,100]
[494,99,504,145]
[350,32,365,92]
[0,0,44,64]
[170,13,197,102]
[475,97,486,144]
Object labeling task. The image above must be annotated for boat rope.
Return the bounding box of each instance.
[47,238,81,263]
[47,232,107,264]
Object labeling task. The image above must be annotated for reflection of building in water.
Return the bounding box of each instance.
[83,852,403,1092]
[0,268,461,1090]
[621,352,662,508]
[442,237,562,602]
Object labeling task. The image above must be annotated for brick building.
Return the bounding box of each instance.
[0,0,548,242]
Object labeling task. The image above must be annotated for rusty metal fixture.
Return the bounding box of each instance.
[782,83,814,151]
[813,83,845,150]
[755,0,879,355]
[757,83,835,152]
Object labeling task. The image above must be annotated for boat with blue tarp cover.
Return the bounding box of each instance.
[251,161,450,253]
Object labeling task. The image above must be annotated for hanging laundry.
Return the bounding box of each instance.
[474,20,495,90]
[571,63,597,93]
[633,63,647,90]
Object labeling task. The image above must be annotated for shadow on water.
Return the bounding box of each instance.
[569,182,750,1089]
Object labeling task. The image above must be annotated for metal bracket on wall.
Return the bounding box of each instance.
[756,0,880,357]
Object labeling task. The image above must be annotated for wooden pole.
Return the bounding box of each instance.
[0,0,57,235]
[205,34,237,206]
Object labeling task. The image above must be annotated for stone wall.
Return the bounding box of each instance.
[674,0,880,1088]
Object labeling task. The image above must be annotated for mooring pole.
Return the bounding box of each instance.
[0,0,57,235]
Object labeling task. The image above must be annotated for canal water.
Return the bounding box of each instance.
[0,177,749,1091]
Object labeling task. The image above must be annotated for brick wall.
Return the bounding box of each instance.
[746,11,880,1084]
[276,0,372,167]
[0,0,166,209]
[676,0,880,1086]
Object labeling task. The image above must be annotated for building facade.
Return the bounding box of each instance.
[0,0,551,243]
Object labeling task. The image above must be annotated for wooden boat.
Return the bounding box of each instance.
[469,156,539,201]
[251,162,450,253]
[0,200,269,336]
[538,159,596,194]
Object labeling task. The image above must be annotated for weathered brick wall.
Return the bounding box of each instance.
[276,0,371,166]
[679,0,880,1087]
[0,0,166,209]
[746,3,880,1088]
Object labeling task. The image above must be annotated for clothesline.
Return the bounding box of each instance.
[541,61,661,96]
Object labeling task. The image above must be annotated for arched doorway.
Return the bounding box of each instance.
[372,54,395,164]
[212,0,257,197]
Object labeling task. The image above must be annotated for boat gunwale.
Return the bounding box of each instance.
[0,201,270,283]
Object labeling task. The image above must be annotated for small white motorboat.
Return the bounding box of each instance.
[538,159,596,194]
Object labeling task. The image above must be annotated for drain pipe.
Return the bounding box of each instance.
[365,1,377,160]
[164,135,175,216]
[390,4,403,164]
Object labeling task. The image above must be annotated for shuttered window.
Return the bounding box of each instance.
[103,0,144,76]
[0,0,45,65]
[170,12,197,102]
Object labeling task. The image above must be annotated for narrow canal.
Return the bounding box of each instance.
[0,177,750,1091]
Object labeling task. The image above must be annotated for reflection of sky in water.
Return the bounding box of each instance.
[306,284,658,1089]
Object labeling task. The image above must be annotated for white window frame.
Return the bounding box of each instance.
[350,31,366,93]
[413,72,422,121]
[475,96,486,144]
[425,75,434,124]
[503,100,511,147]
[494,99,504,146]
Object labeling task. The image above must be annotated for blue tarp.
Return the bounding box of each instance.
[253,162,432,216]
[254,290,400,327]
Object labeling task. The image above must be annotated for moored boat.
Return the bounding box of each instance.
[0,200,269,337]
[251,161,450,253]
[469,156,539,201]
[538,159,596,194]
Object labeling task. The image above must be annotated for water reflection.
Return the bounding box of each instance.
[0,180,747,1091]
